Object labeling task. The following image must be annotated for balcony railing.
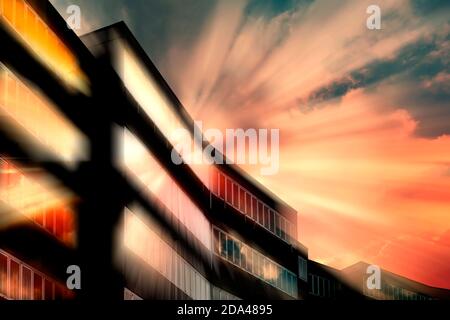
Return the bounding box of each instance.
[210,168,295,244]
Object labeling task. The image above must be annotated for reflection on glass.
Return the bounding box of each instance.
[0,157,77,246]
[213,226,297,298]
[0,64,87,165]
[0,249,72,300]
[210,167,295,244]
[0,0,89,94]
[121,129,211,251]
[123,207,211,300]
[211,286,240,300]
[115,41,210,186]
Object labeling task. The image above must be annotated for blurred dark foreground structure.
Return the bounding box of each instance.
[0,0,449,301]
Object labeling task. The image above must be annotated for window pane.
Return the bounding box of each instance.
[33,273,43,300]
[269,210,275,232]
[21,267,32,300]
[219,173,225,199]
[44,279,53,300]
[232,239,240,265]
[251,197,257,220]
[190,271,196,299]
[219,231,227,258]
[276,266,282,288]
[281,217,287,240]
[286,273,292,295]
[283,270,288,292]
[0,253,7,296]
[269,263,276,285]
[232,183,239,208]
[54,285,64,300]
[179,261,185,294]
[245,193,251,216]
[263,206,269,229]
[257,202,263,225]
[226,178,232,203]
[239,188,245,212]
[275,214,281,237]
[213,228,220,255]
[211,169,218,195]
[184,266,190,297]
[10,260,20,299]
[244,247,252,273]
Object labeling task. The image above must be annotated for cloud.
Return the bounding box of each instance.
[301,30,450,137]
[410,0,450,16]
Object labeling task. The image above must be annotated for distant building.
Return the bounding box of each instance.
[341,261,450,300]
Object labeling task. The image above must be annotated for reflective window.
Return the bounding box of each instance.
[309,274,338,298]
[44,279,53,300]
[263,206,269,229]
[219,174,225,199]
[213,227,297,298]
[0,0,89,93]
[122,130,211,251]
[251,197,257,220]
[232,183,239,208]
[211,286,240,300]
[298,257,307,281]
[0,252,7,297]
[209,169,295,244]
[10,260,20,299]
[226,179,232,203]
[33,273,43,300]
[21,267,32,300]
[124,207,211,300]
[239,188,245,212]
[0,64,87,165]
[116,40,211,187]
[0,249,67,300]
[0,157,77,246]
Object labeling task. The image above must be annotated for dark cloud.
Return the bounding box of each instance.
[51,0,217,64]
[306,38,440,103]
[301,32,450,137]
[245,0,313,18]
[410,0,450,16]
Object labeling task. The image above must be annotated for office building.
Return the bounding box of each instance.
[0,0,448,301]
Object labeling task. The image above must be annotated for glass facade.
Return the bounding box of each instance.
[0,249,73,300]
[362,279,431,300]
[308,274,339,298]
[0,157,77,246]
[210,168,295,244]
[213,227,298,298]
[122,130,211,251]
[115,41,210,187]
[124,207,211,300]
[298,257,307,281]
[0,0,89,93]
[0,63,87,165]
[211,286,240,300]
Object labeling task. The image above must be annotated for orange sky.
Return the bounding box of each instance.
[161,0,450,288]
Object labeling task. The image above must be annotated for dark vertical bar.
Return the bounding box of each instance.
[76,59,124,300]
